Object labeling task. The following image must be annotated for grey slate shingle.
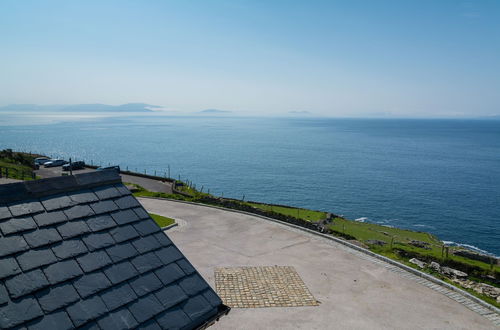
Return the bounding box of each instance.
[133,220,161,236]
[0,215,37,235]
[66,295,107,327]
[203,289,223,308]
[23,228,62,248]
[153,231,173,247]
[0,205,12,220]
[109,224,139,243]
[51,239,88,259]
[114,195,141,210]
[181,295,215,322]
[131,252,163,274]
[0,296,44,328]
[128,293,164,323]
[27,311,74,330]
[5,269,49,299]
[40,194,75,212]
[114,184,131,196]
[155,307,191,330]
[73,271,112,298]
[106,242,138,262]
[0,235,29,257]
[0,257,21,279]
[67,189,98,204]
[42,259,83,285]
[176,259,196,275]
[104,261,139,284]
[77,250,112,273]
[179,274,210,296]
[36,283,80,313]
[89,200,119,215]
[63,204,94,220]
[131,236,161,254]
[154,263,186,286]
[57,220,91,239]
[82,231,115,251]
[154,284,188,309]
[154,246,183,265]
[93,185,122,200]
[33,210,67,227]
[132,207,150,220]
[138,319,162,330]
[110,209,139,225]
[0,283,8,305]
[7,200,44,217]
[129,271,163,297]
[86,214,116,232]
[96,307,138,329]
[17,248,57,271]
[100,283,137,311]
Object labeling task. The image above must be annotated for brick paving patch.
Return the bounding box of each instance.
[215,266,319,308]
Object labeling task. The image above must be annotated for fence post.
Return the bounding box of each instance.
[6,168,8,178]
[0,167,2,178]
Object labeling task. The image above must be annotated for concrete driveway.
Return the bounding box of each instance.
[138,198,497,330]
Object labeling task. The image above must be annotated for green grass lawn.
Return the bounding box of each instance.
[0,159,36,180]
[246,202,327,222]
[149,213,175,227]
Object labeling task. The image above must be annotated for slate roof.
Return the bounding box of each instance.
[0,170,228,329]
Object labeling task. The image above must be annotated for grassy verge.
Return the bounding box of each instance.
[0,149,38,181]
[246,202,326,222]
[149,213,175,228]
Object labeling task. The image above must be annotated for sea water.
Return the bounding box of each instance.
[1,114,499,255]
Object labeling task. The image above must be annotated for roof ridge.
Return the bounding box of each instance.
[0,170,121,204]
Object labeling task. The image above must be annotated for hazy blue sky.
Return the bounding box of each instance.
[1,0,499,117]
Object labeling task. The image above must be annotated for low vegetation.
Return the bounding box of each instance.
[149,213,175,228]
[0,149,38,180]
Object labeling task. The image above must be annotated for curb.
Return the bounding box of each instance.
[139,196,500,317]
[160,223,178,231]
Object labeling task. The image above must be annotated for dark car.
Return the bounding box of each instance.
[62,161,85,171]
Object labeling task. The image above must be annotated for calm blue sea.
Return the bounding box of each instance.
[1,114,499,255]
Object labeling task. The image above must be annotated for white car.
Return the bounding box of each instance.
[34,157,51,165]
[44,159,68,167]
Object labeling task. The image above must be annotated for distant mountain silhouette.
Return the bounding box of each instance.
[0,103,160,112]
[288,110,311,114]
[199,109,231,114]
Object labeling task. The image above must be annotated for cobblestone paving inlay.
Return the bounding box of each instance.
[215,266,319,308]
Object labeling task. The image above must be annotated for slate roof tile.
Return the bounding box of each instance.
[155,307,191,330]
[67,189,98,204]
[132,207,150,220]
[0,215,37,235]
[96,307,138,330]
[110,209,139,225]
[0,205,12,220]
[86,214,116,232]
[138,319,161,330]
[133,219,161,236]
[40,194,75,212]
[89,200,119,215]
[181,295,215,323]
[154,246,183,265]
[73,271,112,298]
[0,296,43,328]
[93,185,122,200]
[63,204,94,220]
[57,220,91,239]
[100,283,137,311]
[131,252,163,274]
[179,274,210,296]
[114,195,141,210]
[154,263,186,286]
[23,228,62,248]
[104,261,139,284]
[42,259,83,285]
[0,257,22,279]
[33,211,67,227]
[154,284,188,309]
[131,236,161,254]
[77,250,112,273]
[0,283,8,305]
[78,321,100,330]
[202,289,223,308]
[35,283,80,313]
[109,224,139,243]
[51,239,87,260]
[66,295,107,327]
[153,231,173,247]
[7,200,44,217]
[129,271,163,297]
[106,242,138,262]
[128,293,164,323]
[16,248,57,271]
[176,259,196,275]
[82,231,115,251]
[113,184,131,196]
[0,235,29,257]
[5,269,49,299]
[27,311,74,330]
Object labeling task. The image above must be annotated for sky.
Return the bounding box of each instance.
[0,0,499,117]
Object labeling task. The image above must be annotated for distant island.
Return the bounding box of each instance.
[0,103,162,112]
[199,109,232,114]
[288,110,311,115]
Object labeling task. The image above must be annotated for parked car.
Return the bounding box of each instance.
[44,159,68,167]
[62,161,85,171]
[96,165,120,172]
[34,157,51,165]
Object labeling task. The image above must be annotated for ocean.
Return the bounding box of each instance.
[1,113,499,256]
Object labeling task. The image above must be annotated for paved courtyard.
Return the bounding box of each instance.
[139,198,497,329]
